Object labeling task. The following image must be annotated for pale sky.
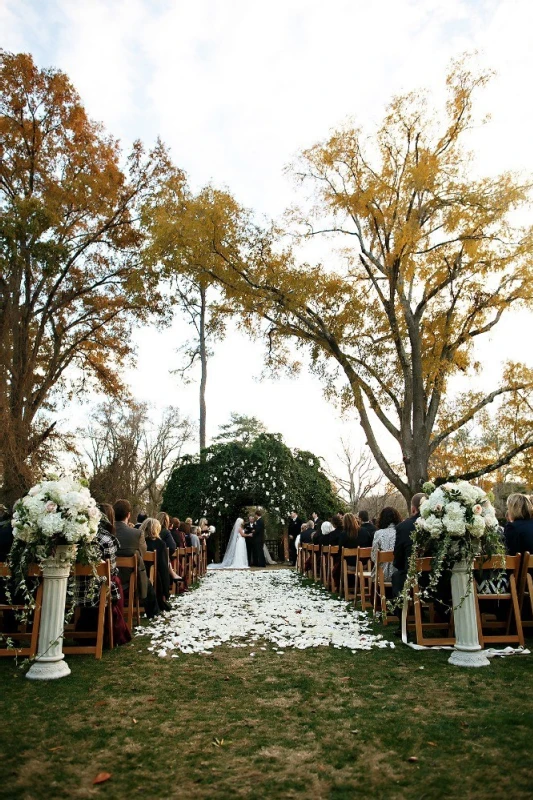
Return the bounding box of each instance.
[2,0,533,481]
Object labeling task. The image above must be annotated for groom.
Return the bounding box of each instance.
[252,509,266,568]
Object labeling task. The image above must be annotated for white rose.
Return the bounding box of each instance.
[45,501,58,513]
[472,504,482,515]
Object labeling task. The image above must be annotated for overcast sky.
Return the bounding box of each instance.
[2,0,533,481]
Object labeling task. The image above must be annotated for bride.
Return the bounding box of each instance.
[207,517,249,570]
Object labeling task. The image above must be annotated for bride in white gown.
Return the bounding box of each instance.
[207,517,249,570]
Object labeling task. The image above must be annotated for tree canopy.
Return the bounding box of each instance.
[150,59,533,502]
[0,50,180,504]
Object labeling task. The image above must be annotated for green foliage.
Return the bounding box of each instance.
[162,434,342,525]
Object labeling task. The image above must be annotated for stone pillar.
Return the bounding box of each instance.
[448,560,490,668]
[26,544,77,681]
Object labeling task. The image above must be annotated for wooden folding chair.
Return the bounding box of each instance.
[518,551,533,628]
[115,554,137,629]
[137,550,157,618]
[64,561,113,659]
[474,555,524,648]
[373,550,398,625]
[411,558,455,646]
[311,545,320,582]
[356,547,373,610]
[328,546,340,593]
[201,540,207,577]
[0,564,43,657]
[340,548,358,602]
[321,546,330,588]
[297,542,305,574]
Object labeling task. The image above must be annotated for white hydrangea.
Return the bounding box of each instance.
[444,501,465,521]
[422,514,444,538]
[467,515,486,538]
[40,512,65,537]
[442,514,466,537]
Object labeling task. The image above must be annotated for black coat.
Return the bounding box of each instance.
[160,527,176,557]
[253,516,265,543]
[288,517,303,539]
[300,528,314,545]
[393,514,419,574]
[146,537,170,600]
[0,519,13,562]
[505,518,533,556]
[360,522,376,542]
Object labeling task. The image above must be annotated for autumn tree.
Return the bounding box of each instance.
[0,50,180,504]
[157,59,533,503]
[82,400,194,514]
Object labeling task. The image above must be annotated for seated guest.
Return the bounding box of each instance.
[332,513,361,585]
[371,507,402,580]
[180,521,192,547]
[392,493,426,598]
[314,520,334,545]
[299,522,314,545]
[504,493,533,555]
[75,503,131,644]
[328,514,345,547]
[140,518,171,612]
[114,499,159,618]
[135,513,147,530]
[190,526,202,551]
[169,518,183,548]
[357,510,376,543]
[157,512,177,557]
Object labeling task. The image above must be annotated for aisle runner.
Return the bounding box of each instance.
[138,569,393,657]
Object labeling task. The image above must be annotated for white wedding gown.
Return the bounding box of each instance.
[207,517,249,570]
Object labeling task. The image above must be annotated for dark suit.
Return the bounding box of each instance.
[243,521,255,565]
[252,516,266,568]
[300,528,314,545]
[504,518,533,556]
[115,520,149,600]
[391,514,419,597]
[288,516,302,565]
[360,522,376,543]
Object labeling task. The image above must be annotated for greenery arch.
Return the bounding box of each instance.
[162,434,342,534]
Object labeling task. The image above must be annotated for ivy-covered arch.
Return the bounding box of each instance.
[162,434,342,537]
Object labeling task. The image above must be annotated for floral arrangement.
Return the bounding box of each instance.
[7,477,102,622]
[12,476,101,550]
[403,480,505,605]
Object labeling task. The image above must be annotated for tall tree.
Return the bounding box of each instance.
[214,413,267,446]
[330,440,383,512]
[162,60,533,502]
[83,400,194,513]
[143,186,234,456]
[0,51,179,504]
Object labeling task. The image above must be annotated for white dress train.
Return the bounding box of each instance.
[207,518,249,570]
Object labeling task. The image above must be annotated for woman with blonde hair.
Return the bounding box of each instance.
[140,518,172,612]
[505,493,533,555]
[157,511,176,557]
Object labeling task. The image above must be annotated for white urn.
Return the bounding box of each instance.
[26,544,77,680]
[448,559,490,668]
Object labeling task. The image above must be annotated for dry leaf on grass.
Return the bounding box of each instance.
[427,742,437,747]
[132,719,138,725]
[92,772,112,784]
[48,746,62,752]
[407,756,419,763]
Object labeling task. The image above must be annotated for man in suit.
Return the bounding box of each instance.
[288,511,303,565]
[252,509,266,568]
[243,514,255,566]
[391,493,426,598]
[113,499,158,618]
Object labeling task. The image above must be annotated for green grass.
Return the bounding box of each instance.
[0,585,532,799]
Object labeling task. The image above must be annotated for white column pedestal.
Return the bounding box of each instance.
[448,559,490,668]
[26,544,77,680]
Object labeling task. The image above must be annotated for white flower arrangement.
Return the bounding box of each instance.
[12,476,100,548]
[403,480,504,607]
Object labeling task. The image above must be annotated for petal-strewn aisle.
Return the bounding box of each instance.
[138,569,393,657]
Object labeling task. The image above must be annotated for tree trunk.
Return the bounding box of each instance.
[199,285,207,459]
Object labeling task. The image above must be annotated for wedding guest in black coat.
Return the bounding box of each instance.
[504,493,533,555]
[311,512,323,534]
[288,511,303,565]
[299,523,314,545]
[357,510,376,543]
[328,514,346,547]
[141,518,171,612]
[391,493,426,598]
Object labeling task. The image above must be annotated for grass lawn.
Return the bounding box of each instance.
[0,577,532,800]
